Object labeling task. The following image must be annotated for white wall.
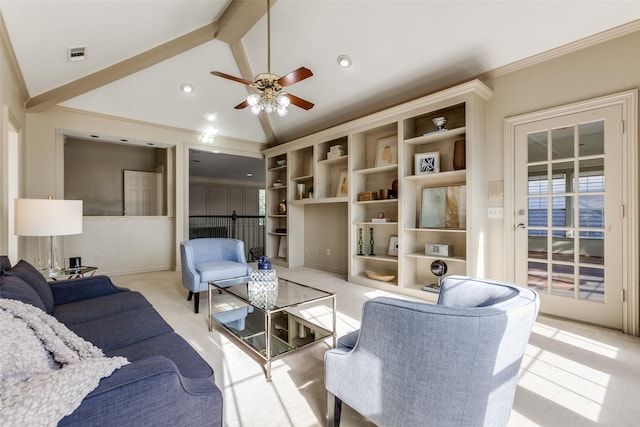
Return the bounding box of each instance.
[482,29,640,280]
[25,107,263,274]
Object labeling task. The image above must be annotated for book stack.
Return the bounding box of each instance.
[327,145,344,160]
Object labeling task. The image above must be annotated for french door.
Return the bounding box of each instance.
[511,103,627,329]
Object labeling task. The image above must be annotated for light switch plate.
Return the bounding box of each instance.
[488,207,504,219]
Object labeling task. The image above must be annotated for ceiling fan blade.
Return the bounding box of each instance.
[211,71,255,86]
[276,67,313,87]
[286,93,314,110]
[234,99,249,109]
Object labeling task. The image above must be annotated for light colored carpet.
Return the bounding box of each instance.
[113,266,640,427]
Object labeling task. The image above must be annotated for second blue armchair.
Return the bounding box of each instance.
[180,238,252,313]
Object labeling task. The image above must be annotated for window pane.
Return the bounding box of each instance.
[528,197,547,227]
[552,196,573,228]
[528,230,547,259]
[528,261,547,292]
[551,264,574,298]
[528,165,548,195]
[552,161,574,193]
[552,126,574,160]
[552,236,574,262]
[578,158,604,193]
[579,237,604,265]
[528,131,548,163]
[579,121,604,156]
[579,267,604,303]
[579,195,604,230]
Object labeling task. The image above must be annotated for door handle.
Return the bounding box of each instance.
[516,223,526,229]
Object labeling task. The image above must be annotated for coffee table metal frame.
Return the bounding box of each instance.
[208,276,336,381]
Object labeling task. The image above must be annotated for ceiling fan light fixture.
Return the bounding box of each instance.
[250,104,262,115]
[277,105,288,117]
[247,94,261,106]
[277,94,290,107]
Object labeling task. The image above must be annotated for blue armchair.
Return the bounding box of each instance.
[180,238,252,313]
[324,275,539,427]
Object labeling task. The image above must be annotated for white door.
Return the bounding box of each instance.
[513,105,624,329]
[124,170,157,216]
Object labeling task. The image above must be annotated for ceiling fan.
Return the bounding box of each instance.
[211,0,314,117]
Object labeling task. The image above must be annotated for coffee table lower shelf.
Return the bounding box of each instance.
[208,277,336,381]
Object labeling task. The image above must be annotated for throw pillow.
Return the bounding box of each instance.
[0,273,46,312]
[10,260,54,313]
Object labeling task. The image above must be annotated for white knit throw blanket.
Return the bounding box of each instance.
[0,298,129,427]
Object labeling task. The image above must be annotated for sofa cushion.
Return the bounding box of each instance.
[0,273,46,311]
[67,306,174,352]
[10,260,54,313]
[0,255,11,271]
[53,291,151,325]
[197,260,250,283]
[106,333,214,379]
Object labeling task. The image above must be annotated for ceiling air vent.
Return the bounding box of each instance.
[67,46,86,62]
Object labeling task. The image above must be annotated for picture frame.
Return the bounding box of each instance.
[375,136,398,167]
[278,236,287,258]
[415,151,440,175]
[387,235,399,257]
[336,169,348,197]
[420,185,466,229]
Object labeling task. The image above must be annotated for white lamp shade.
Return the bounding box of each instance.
[14,198,83,236]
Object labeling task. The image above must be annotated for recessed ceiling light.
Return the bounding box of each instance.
[205,113,217,122]
[180,83,194,93]
[337,54,352,68]
[246,173,253,177]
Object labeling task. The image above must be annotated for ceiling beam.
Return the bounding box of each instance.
[25,22,219,112]
[230,42,276,144]
[216,0,275,45]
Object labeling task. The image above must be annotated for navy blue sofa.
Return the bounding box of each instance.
[0,256,223,427]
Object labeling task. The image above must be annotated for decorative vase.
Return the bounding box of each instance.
[277,199,287,214]
[453,139,466,170]
[357,227,364,255]
[391,179,398,198]
[369,227,375,256]
[258,256,272,270]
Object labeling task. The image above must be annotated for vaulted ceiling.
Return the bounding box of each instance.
[2,0,640,148]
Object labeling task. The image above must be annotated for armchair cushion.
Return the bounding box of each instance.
[197,260,252,283]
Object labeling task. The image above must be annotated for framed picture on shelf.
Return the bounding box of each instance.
[387,235,399,257]
[374,136,397,167]
[415,151,440,175]
[336,169,348,197]
[420,185,466,229]
[278,236,287,258]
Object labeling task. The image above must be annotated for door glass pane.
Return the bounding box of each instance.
[551,264,574,297]
[552,127,574,160]
[528,261,547,292]
[528,131,548,163]
[528,229,547,259]
[579,121,604,156]
[552,236,574,262]
[579,237,604,265]
[579,158,604,192]
[578,195,604,229]
[528,165,548,195]
[552,162,574,193]
[528,197,547,227]
[579,267,604,303]
[552,196,573,228]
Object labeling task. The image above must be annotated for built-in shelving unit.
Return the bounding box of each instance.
[263,80,492,300]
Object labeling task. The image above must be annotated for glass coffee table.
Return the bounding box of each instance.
[208,276,336,381]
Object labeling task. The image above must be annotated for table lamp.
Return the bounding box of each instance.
[14,197,83,278]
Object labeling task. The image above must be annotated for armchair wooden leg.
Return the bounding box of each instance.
[187,291,193,301]
[327,392,342,427]
[194,292,200,313]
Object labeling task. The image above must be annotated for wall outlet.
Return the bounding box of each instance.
[488,207,504,219]
[94,252,102,261]
[325,248,331,256]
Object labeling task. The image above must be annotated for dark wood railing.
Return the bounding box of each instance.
[188,211,265,261]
